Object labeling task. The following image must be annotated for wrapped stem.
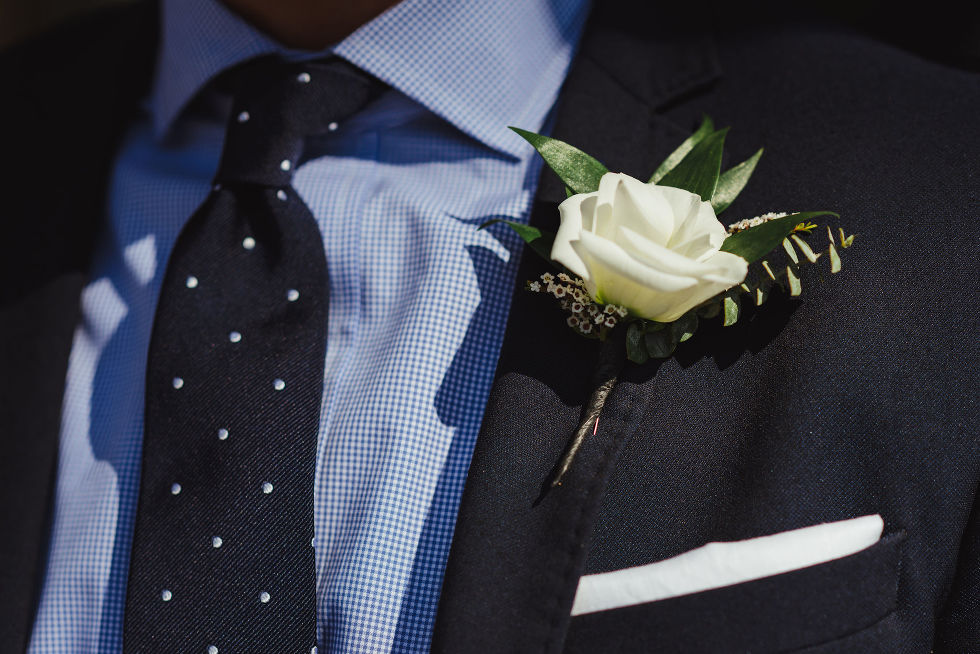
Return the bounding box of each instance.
[551,327,627,487]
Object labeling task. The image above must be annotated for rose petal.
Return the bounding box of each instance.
[574,243,692,320]
[656,185,702,236]
[617,226,728,278]
[554,192,597,281]
[656,185,727,255]
[698,251,749,285]
[670,233,716,260]
[574,230,698,294]
[574,231,747,322]
[595,173,674,245]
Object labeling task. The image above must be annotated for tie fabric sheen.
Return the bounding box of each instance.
[124,57,382,653]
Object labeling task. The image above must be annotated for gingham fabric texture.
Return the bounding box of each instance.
[26,0,589,652]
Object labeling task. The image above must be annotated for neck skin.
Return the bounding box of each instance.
[221,0,402,50]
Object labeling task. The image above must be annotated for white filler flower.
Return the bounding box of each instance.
[553,172,748,322]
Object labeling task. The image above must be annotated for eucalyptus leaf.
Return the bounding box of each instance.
[657,128,728,202]
[645,329,677,359]
[649,115,714,184]
[711,148,763,213]
[723,295,740,326]
[626,322,650,364]
[479,219,554,262]
[790,234,820,263]
[787,266,802,296]
[697,301,721,319]
[510,127,608,195]
[669,312,698,343]
[829,241,842,273]
[782,238,799,264]
[720,211,839,263]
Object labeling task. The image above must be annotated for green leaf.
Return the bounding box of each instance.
[657,128,728,202]
[626,322,650,364]
[711,148,763,213]
[781,237,799,265]
[510,127,608,194]
[645,329,677,359]
[829,241,842,273]
[723,295,740,326]
[479,219,554,262]
[720,211,839,263]
[787,266,802,296]
[697,301,721,319]
[790,235,820,263]
[669,312,698,343]
[649,115,714,184]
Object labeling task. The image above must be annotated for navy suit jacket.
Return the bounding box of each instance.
[1,3,978,652]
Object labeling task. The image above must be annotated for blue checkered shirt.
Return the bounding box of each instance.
[26,0,588,651]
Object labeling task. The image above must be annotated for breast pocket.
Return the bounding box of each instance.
[563,531,905,654]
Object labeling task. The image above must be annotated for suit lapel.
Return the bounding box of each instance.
[431,8,720,654]
[0,6,156,650]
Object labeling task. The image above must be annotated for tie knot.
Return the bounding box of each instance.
[214,56,384,187]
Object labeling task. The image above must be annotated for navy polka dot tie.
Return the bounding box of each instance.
[124,57,383,653]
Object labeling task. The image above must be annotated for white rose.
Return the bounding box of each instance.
[552,172,748,323]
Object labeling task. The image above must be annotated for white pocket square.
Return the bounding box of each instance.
[571,514,884,616]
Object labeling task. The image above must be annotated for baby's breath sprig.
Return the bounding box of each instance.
[527,272,628,338]
[727,212,788,233]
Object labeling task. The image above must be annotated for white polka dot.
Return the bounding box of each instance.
[237,111,250,123]
[161,589,172,601]
[229,331,242,343]
[185,276,198,288]
[212,536,223,548]
[280,159,291,171]
[208,646,219,654]
[242,236,256,250]
[276,189,288,201]
[171,483,182,495]
[217,428,229,441]
[311,647,318,654]
[172,377,184,389]
[327,121,339,132]
[262,482,274,494]
[273,378,285,391]
[311,537,316,548]
[287,289,300,302]
[297,72,311,83]
[259,591,271,603]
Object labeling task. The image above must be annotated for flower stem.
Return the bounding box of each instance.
[550,327,627,487]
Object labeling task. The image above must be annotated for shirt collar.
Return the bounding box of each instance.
[152,0,590,158]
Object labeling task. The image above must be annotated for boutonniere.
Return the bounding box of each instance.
[490,117,856,486]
